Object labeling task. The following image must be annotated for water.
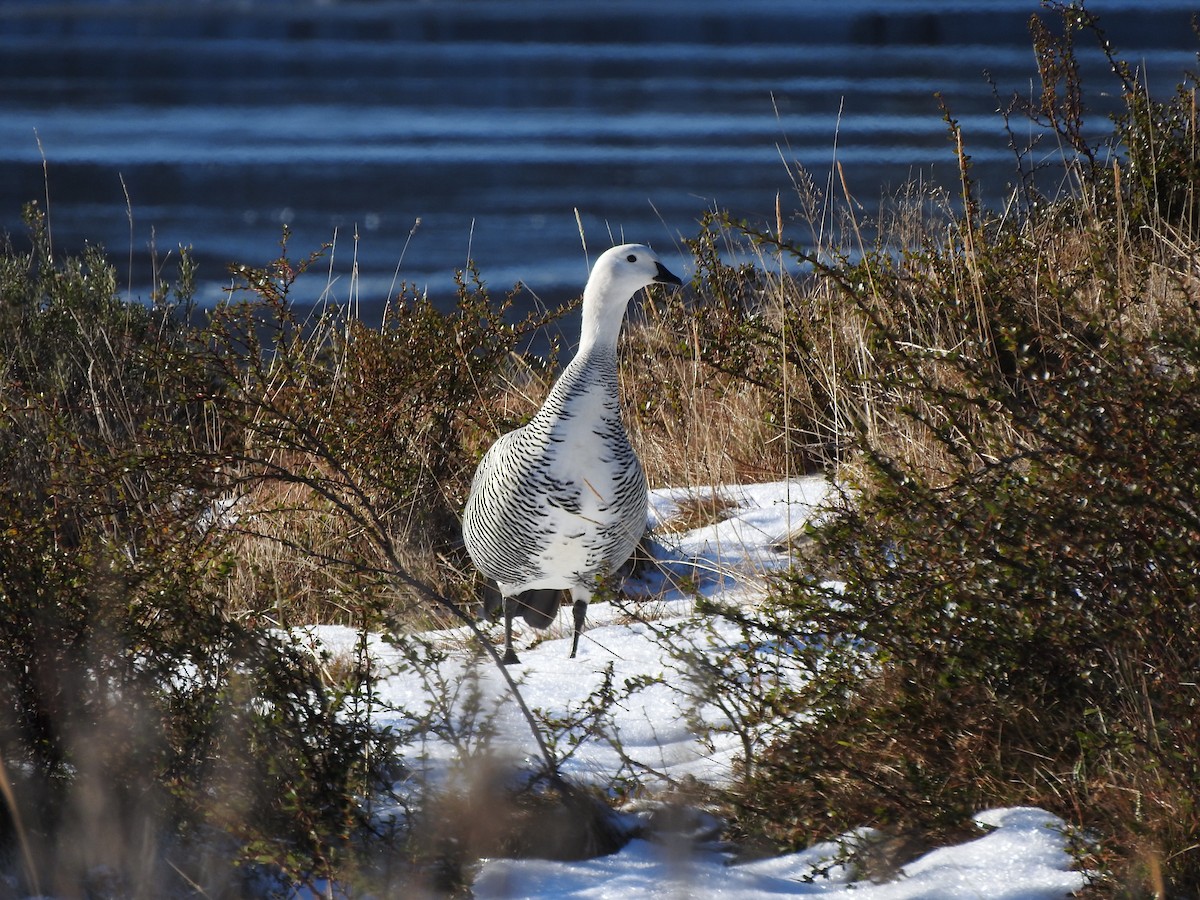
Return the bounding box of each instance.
[2,0,1196,317]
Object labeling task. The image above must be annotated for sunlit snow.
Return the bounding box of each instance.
[304,479,1085,899]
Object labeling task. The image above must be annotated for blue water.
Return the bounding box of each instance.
[1,0,1196,315]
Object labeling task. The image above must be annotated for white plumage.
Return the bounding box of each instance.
[462,243,682,663]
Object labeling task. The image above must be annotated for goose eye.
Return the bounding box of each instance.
[626,254,638,263]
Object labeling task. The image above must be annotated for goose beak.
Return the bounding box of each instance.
[653,261,683,286]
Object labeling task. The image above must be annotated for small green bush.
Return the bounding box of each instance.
[0,210,392,896]
[718,8,1200,894]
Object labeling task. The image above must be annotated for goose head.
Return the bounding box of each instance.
[580,243,682,351]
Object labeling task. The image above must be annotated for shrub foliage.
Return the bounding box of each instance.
[0,209,402,895]
[717,7,1200,895]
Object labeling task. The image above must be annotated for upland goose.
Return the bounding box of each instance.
[463,243,682,664]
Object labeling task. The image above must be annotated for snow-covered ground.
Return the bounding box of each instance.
[305,479,1086,899]
[474,807,1083,900]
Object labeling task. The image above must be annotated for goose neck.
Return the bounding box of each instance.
[578,285,628,354]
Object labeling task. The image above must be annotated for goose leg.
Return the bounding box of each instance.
[501,592,520,665]
[569,588,590,659]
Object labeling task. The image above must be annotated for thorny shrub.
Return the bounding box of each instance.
[0,209,392,896]
[716,6,1200,896]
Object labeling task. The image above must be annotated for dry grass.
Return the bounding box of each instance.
[208,463,466,630]
[622,301,791,489]
[653,491,739,534]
